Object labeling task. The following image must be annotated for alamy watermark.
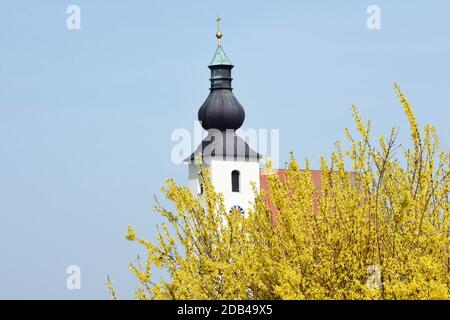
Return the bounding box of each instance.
[66,5,81,30]
[366,265,382,290]
[171,121,280,167]
[66,265,81,290]
[367,5,381,30]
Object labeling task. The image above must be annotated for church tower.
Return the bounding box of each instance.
[186,16,261,216]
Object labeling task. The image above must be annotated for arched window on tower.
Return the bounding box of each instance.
[230,205,245,216]
[198,172,204,195]
[231,170,240,192]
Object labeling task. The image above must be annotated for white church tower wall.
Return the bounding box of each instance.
[186,17,261,217]
[209,157,260,216]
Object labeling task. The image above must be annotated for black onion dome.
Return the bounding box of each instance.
[198,89,245,131]
[198,45,245,131]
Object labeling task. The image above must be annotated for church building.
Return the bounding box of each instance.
[185,17,262,216]
[185,17,322,217]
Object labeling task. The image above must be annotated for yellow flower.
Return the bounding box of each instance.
[125,225,137,241]
[118,85,450,300]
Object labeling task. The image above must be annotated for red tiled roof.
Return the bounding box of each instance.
[259,169,323,225]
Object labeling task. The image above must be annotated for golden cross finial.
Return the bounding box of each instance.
[216,14,222,45]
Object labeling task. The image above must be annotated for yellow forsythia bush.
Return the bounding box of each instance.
[119,84,449,300]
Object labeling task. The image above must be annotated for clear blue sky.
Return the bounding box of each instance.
[0,0,449,299]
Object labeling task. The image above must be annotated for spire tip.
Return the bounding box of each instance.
[216,15,222,45]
